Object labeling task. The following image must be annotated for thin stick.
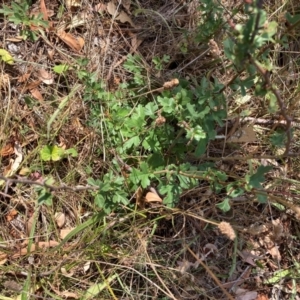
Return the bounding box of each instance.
[185,245,235,300]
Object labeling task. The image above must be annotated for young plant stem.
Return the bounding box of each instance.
[249,57,293,156]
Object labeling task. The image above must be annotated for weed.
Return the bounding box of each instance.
[0,1,48,41]
[152,55,170,71]
[77,0,297,216]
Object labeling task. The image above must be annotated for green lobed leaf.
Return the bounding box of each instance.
[285,12,300,25]
[0,49,14,64]
[270,130,286,147]
[87,178,101,186]
[53,64,70,74]
[37,189,53,206]
[64,148,78,157]
[157,96,176,114]
[95,194,107,212]
[186,125,206,141]
[123,136,140,150]
[216,198,231,212]
[40,145,52,161]
[50,145,65,161]
[249,165,273,188]
[256,192,268,203]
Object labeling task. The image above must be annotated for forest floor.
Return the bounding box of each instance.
[0,0,300,299]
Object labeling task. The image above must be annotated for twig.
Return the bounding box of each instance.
[109,149,132,172]
[204,153,300,161]
[185,245,235,300]
[0,175,99,193]
[225,117,300,128]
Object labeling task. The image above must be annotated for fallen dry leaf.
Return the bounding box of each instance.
[39,68,54,85]
[56,30,84,52]
[268,245,281,261]
[122,0,131,12]
[3,160,13,177]
[130,32,143,51]
[25,79,41,91]
[116,11,135,27]
[60,228,74,239]
[40,0,48,21]
[6,209,18,222]
[30,88,44,101]
[235,288,257,300]
[77,36,85,50]
[239,250,263,267]
[94,3,107,13]
[83,261,91,273]
[107,1,118,16]
[17,73,31,83]
[0,256,8,264]
[107,1,135,27]
[271,218,283,241]
[203,243,218,254]
[145,192,163,203]
[0,143,14,157]
[47,48,55,60]
[3,142,23,178]
[55,212,66,228]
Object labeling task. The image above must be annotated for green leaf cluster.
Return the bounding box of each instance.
[77,1,282,215]
[40,145,78,162]
[0,1,49,41]
[88,173,129,214]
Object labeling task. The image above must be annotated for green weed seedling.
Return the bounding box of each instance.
[40,145,78,162]
[152,55,170,71]
[0,1,48,41]
[0,49,14,64]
